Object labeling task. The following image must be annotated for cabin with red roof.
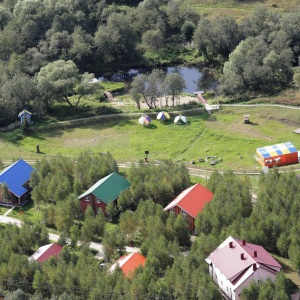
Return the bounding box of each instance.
[205,236,282,300]
[163,183,214,231]
[109,252,146,278]
[29,243,63,263]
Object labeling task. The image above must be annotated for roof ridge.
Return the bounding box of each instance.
[78,172,115,199]
[0,159,23,177]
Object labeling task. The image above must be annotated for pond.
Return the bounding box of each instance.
[98,66,218,94]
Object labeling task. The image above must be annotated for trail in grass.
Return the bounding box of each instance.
[177,128,207,159]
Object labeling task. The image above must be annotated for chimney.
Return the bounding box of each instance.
[229,242,233,248]
[240,253,245,260]
[242,239,246,245]
[253,264,257,271]
[253,251,257,257]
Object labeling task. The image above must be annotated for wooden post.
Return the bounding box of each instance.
[36,144,40,153]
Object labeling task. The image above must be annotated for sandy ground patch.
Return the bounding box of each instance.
[110,95,199,109]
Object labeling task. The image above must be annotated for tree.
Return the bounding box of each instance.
[164,72,186,106]
[130,69,165,109]
[94,12,138,69]
[293,67,300,91]
[218,35,293,97]
[36,59,96,107]
[69,26,93,67]
[173,214,191,247]
[2,182,11,203]
[4,289,30,300]
[105,201,117,221]
[181,21,195,42]
[141,29,165,51]
[0,6,12,30]
[103,227,126,262]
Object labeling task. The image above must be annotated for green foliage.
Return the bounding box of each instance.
[118,160,190,210]
[99,81,126,94]
[76,151,118,191]
[4,289,30,300]
[241,273,290,300]
[36,60,96,107]
[196,171,252,236]
[102,227,126,262]
[2,182,11,203]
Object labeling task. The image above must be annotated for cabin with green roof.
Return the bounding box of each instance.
[78,172,131,215]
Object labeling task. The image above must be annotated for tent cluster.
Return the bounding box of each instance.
[138,112,187,125]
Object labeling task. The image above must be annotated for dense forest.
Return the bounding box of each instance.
[0,0,300,124]
[0,153,300,299]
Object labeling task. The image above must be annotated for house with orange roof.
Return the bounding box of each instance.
[109,252,146,278]
[205,236,282,300]
[163,183,214,231]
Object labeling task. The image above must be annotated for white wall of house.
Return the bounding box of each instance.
[209,264,279,300]
[234,267,278,299]
[209,263,235,300]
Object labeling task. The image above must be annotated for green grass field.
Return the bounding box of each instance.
[1,105,300,172]
[188,0,300,21]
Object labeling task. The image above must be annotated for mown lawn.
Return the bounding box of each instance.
[1,106,300,172]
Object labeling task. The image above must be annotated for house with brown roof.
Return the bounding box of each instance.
[78,172,130,215]
[163,183,214,231]
[205,236,282,300]
[109,252,146,278]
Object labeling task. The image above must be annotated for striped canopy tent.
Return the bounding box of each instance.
[138,115,151,125]
[18,110,32,123]
[157,111,170,121]
[174,115,187,124]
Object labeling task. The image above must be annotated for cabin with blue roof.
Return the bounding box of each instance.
[0,159,35,207]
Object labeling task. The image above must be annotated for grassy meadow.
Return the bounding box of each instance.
[188,0,300,21]
[1,105,300,172]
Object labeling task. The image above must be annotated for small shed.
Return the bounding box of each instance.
[243,114,250,124]
[255,142,299,168]
[18,110,32,124]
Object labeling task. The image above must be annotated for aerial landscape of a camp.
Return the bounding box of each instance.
[1,0,300,299]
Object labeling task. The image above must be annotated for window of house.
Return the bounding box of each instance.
[85,195,90,202]
[96,198,101,203]
[171,207,175,213]
[182,209,187,216]
[97,207,102,214]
